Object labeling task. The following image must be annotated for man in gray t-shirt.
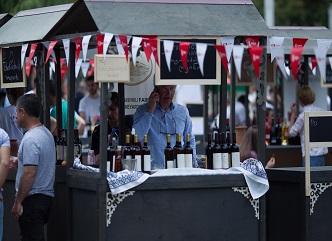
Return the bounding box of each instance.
[11,94,55,241]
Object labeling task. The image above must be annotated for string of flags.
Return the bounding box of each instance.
[20,33,332,82]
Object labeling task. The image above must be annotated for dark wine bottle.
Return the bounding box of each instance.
[184,133,193,168]
[221,132,230,169]
[131,134,141,171]
[205,133,213,169]
[114,146,122,172]
[123,134,132,159]
[275,116,282,145]
[270,118,277,145]
[56,129,64,165]
[174,134,185,168]
[74,129,82,160]
[230,132,240,167]
[164,134,174,169]
[141,135,151,174]
[212,132,222,169]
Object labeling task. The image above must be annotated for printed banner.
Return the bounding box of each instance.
[163,40,174,72]
[96,33,104,54]
[179,42,190,73]
[249,46,263,79]
[221,36,235,62]
[74,37,82,62]
[45,40,58,63]
[62,39,70,66]
[21,44,28,68]
[82,35,92,62]
[103,33,114,58]
[269,36,285,62]
[215,45,229,73]
[196,43,207,76]
[131,37,142,66]
[290,46,304,80]
[232,45,244,80]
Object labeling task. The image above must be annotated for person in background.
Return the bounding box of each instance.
[0,88,25,145]
[11,94,56,241]
[239,125,275,169]
[91,92,132,164]
[288,86,328,166]
[78,75,100,132]
[133,85,198,168]
[0,128,10,241]
[75,80,86,113]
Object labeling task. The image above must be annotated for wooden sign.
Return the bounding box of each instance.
[155,37,221,85]
[0,46,26,88]
[94,55,130,83]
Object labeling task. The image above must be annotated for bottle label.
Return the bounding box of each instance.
[167,160,174,169]
[231,152,240,167]
[143,155,151,171]
[213,153,222,169]
[112,156,116,172]
[177,154,185,168]
[74,144,82,158]
[135,155,142,172]
[221,153,229,169]
[184,154,192,168]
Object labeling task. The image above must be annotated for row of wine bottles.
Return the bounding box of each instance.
[164,133,193,169]
[266,117,289,146]
[55,128,82,165]
[107,134,151,174]
[205,132,240,169]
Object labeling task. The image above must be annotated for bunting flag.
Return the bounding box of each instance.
[75,58,83,78]
[293,38,308,48]
[232,45,244,80]
[50,59,55,73]
[115,35,131,55]
[290,46,304,80]
[150,37,159,66]
[274,47,288,79]
[317,39,332,51]
[269,36,285,62]
[21,44,28,69]
[26,61,31,78]
[74,37,82,62]
[62,39,70,66]
[330,57,332,70]
[60,58,68,79]
[310,57,317,71]
[131,36,142,66]
[163,40,174,72]
[179,42,190,73]
[142,38,153,62]
[81,61,90,78]
[103,33,114,58]
[245,36,260,57]
[88,59,95,77]
[27,43,38,69]
[119,35,129,62]
[45,40,58,63]
[82,35,92,62]
[196,43,207,76]
[215,45,229,73]
[314,48,327,82]
[221,36,235,62]
[96,33,104,54]
[249,46,263,79]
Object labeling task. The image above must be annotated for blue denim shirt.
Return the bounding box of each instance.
[133,102,197,168]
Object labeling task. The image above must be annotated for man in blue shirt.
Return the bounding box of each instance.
[133,85,197,168]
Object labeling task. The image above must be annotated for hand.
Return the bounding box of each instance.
[12,201,23,221]
[147,87,160,113]
[265,156,276,169]
[290,103,297,114]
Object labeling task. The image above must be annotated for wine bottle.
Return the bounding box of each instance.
[281,118,289,145]
[114,146,122,172]
[123,134,132,159]
[226,132,231,168]
[275,116,282,145]
[221,132,230,169]
[230,132,240,167]
[164,134,174,169]
[107,137,116,172]
[74,129,82,160]
[141,135,151,174]
[131,134,142,171]
[270,118,277,145]
[184,134,193,168]
[212,132,222,169]
[56,129,64,165]
[205,133,213,169]
[174,134,185,168]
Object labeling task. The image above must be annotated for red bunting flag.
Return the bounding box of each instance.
[290,46,304,80]
[27,43,38,68]
[74,37,82,62]
[245,36,260,56]
[150,37,159,66]
[26,61,31,78]
[96,33,104,55]
[88,59,95,77]
[293,38,308,48]
[60,58,68,79]
[311,57,317,71]
[45,40,58,63]
[248,46,263,79]
[142,38,153,62]
[215,45,229,72]
[179,42,190,73]
[119,35,129,62]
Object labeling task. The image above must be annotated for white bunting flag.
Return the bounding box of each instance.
[274,47,288,79]
[82,35,92,62]
[221,36,235,62]
[115,36,131,55]
[317,39,332,51]
[329,57,332,70]
[163,40,174,72]
[21,44,28,68]
[196,43,207,76]
[103,33,114,58]
[269,36,285,62]
[62,39,70,66]
[81,61,90,78]
[314,47,327,82]
[132,37,142,66]
[75,58,83,78]
[309,58,317,75]
[232,45,244,80]
[50,60,55,73]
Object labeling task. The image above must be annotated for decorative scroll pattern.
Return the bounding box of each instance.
[106,191,135,226]
[310,182,332,215]
[233,187,260,219]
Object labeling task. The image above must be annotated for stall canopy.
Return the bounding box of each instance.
[0,13,12,28]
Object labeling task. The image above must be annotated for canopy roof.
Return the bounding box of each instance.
[0,13,12,28]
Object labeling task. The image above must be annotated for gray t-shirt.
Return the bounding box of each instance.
[16,125,56,197]
[0,128,10,148]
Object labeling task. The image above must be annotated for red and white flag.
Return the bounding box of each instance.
[179,42,190,73]
[74,37,82,62]
[142,38,152,62]
[269,36,284,62]
[119,35,129,62]
[150,37,159,66]
[82,35,92,62]
[221,36,235,62]
[163,40,174,72]
[27,43,38,68]
[290,46,304,80]
[45,40,58,63]
[215,45,229,73]
[196,43,207,76]
[249,46,263,79]
[21,44,28,68]
[103,33,114,58]
[293,38,308,48]
[60,58,68,79]
[232,45,244,80]
[131,37,142,66]
[81,62,90,78]
[75,58,83,78]
[62,39,70,66]
[274,47,288,79]
[96,33,104,55]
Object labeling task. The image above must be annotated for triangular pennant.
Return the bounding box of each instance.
[81,62,90,78]
[245,36,260,56]
[82,35,92,62]
[75,58,83,78]
[131,37,142,66]
[314,47,327,82]
[62,39,70,66]
[163,40,174,72]
[88,59,95,77]
[27,43,38,68]
[221,36,235,62]
[119,35,129,62]
[248,46,263,79]
[269,36,285,62]
[26,61,31,78]
[60,58,68,79]
[179,42,190,73]
[150,37,159,66]
[73,37,82,62]
[96,33,104,55]
[293,38,308,48]
[142,38,153,62]
[290,46,304,80]
[103,33,114,58]
[232,45,244,80]
[115,35,124,55]
[45,40,58,63]
[21,44,28,69]
[310,57,317,71]
[215,45,229,73]
[274,47,288,79]
[50,59,55,73]
[196,43,207,76]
